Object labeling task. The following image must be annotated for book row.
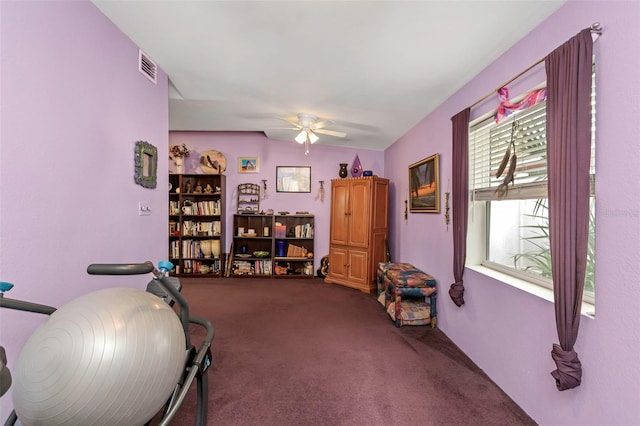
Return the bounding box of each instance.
[279,243,309,258]
[177,259,222,275]
[273,222,314,238]
[171,200,221,216]
[170,220,221,237]
[171,239,221,259]
[232,260,273,276]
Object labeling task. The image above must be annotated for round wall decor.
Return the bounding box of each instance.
[200,150,227,174]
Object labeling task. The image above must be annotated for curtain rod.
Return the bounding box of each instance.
[468,22,603,110]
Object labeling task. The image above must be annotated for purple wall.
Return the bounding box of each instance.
[2,0,638,423]
[385,1,640,424]
[0,1,169,417]
[169,131,385,271]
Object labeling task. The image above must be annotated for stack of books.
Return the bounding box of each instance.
[286,244,308,258]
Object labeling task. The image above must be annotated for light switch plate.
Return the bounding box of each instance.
[138,202,151,216]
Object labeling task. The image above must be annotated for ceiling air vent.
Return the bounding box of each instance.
[138,49,157,84]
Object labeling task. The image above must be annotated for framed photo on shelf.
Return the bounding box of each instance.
[238,157,259,173]
[409,153,440,213]
[276,166,311,193]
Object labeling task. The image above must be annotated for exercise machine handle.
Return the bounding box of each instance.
[0,282,56,315]
[86,262,154,275]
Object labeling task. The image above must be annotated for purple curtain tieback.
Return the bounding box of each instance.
[550,343,582,391]
[449,281,465,307]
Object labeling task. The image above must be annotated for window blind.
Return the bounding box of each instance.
[470,101,548,201]
[470,72,595,203]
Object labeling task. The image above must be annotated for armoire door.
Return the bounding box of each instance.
[346,248,368,285]
[347,179,371,247]
[328,246,348,281]
[329,180,349,246]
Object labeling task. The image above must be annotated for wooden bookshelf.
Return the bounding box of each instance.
[231,213,314,278]
[169,173,226,277]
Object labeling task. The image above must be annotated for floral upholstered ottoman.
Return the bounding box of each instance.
[377,262,437,327]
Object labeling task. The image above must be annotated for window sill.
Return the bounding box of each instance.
[466,264,595,319]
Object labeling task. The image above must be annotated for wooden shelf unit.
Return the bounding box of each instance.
[169,173,226,277]
[231,214,315,278]
[236,183,260,214]
[231,214,274,278]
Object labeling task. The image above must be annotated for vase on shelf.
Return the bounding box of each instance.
[338,163,348,178]
[174,157,185,174]
[200,240,212,258]
[212,240,221,259]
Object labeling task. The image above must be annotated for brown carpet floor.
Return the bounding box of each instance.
[166,277,535,426]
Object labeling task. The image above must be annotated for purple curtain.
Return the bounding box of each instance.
[449,108,470,306]
[545,28,593,391]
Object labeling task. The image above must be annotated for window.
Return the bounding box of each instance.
[468,79,595,304]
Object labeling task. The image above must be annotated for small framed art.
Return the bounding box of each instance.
[238,157,259,173]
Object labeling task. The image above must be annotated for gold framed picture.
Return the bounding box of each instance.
[238,157,259,173]
[409,153,440,213]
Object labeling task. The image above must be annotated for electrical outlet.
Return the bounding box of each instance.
[138,202,152,216]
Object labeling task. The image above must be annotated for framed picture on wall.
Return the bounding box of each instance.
[134,140,157,189]
[276,166,311,193]
[409,153,440,213]
[238,157,259,173]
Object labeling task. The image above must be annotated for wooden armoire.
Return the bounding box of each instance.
[324,176,389,293]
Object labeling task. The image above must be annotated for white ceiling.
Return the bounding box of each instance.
[93,0,565,151]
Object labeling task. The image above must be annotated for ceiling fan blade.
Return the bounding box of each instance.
[274,116,302,129]
[313,120,336,130]
[315,128,347,138]
[265,127,300,131]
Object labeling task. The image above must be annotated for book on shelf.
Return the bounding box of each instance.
[294,223,313,238]
[286,243,308,257]
[182,239,213,258]
[263,261,273,275]
[182,221,193,236]
[254,260,272,275]
[195,221,221,236]
[170,240,180,258]
[197,200,221,216]
[169,201,179,214]
[180,200,220,216]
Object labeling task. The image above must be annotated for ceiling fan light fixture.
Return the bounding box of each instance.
[295,130,307,144]
[283,113,343,154]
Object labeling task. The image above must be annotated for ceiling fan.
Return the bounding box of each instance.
[273,113,347,155]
